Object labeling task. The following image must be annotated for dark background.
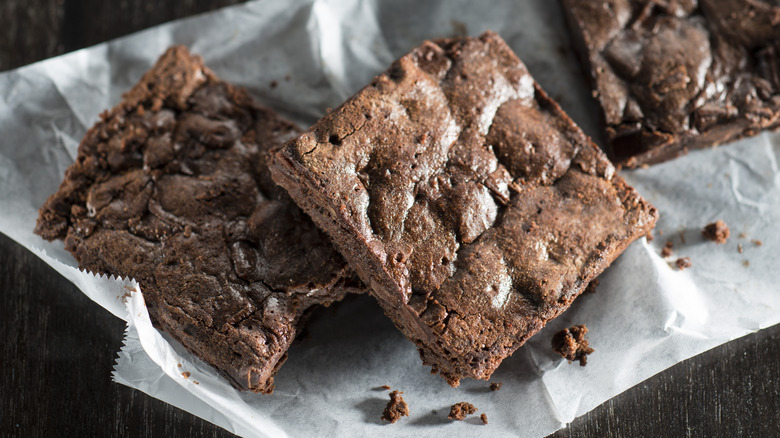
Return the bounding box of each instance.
[1,1,778,436]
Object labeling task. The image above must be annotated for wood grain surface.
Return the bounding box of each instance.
[1,1,778,437]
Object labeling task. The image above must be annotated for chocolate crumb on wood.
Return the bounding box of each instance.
[676,257,692,270]
[703,220,730,244]
[480,413,488,424]
[381,390,410,424]
[552,324,594,366]
[489,382,502,391]
[448,402,477,421]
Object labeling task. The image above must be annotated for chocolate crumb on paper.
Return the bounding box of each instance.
[181,371,191,379]
[489,382,502,391]
[676,257,692,270]
[752,239,763,247]
[552,325,594,366]
[645,230,654,242]
[661,241,674,258]
[381,390,409,424]
[480,413,488,424]
[738,244,743,254]
[380,385,391,390]
[448,402,477,421]
[702,220,730,244]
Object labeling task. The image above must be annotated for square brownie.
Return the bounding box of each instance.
[35,47,362,393]
[562,0,780,167]
[270,31,658,385]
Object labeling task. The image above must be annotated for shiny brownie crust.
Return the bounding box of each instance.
[562,0,780,167]
[35,46,361,393]
[271,32,657,385]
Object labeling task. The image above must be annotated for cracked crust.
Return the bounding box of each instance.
[562,0,780,168]
[270,32,658,385]
[34,46,362,393]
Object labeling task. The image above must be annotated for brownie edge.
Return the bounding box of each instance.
[35,46,362,393]
[561,0,780,167]
[271,31,657,385]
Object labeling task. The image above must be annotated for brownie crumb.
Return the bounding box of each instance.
[752,239,763,247]
[582,278,599,295]
[181,372,191,379]
[448,402,477,421]
[480,413,488,424]
[702,220,730,244]
[645,231,654,242]
[381,385,391,390]
[676,257,692,270]
[269,80,278,88]
[552,325,594,366]
[489,382,503,391]
[738,244,743,254]
[381,391,410,424]
[661,241,674,258]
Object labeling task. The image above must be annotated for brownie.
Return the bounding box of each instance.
[270,32,658,385]
[34,47,362,393]
[562,0,780,167]
[551,324,594,366]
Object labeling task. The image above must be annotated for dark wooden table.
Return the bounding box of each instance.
[1,1,778,436]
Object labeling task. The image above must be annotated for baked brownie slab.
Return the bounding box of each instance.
[35,47,362,393]
[562,0,780,167]
[271,31,658,385]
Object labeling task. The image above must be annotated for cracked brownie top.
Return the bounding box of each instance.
[563,0,780,167]
[272,31,657,384]
[35,46,360,393]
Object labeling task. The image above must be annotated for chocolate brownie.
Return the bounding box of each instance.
[34,47,361,393]
[270,32,658,385]
[562,0,780,167]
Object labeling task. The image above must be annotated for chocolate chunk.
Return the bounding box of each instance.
[703,220,730,244]
[552,324,594,366]
[34,47,362,393]
[271,31,657,386]
[489,382,502,391]
[562,0,780,167]
[381,391,410,423]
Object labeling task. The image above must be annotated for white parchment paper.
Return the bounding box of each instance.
[1,1,779,436]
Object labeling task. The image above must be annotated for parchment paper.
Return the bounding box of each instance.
[1,1,779,437]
